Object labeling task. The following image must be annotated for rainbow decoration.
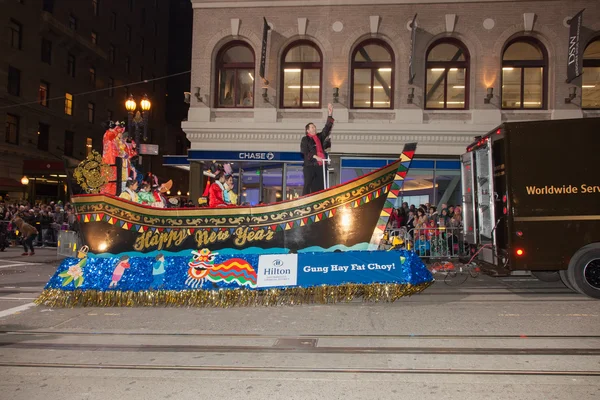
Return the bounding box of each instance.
[369,143,417,249]
[207,258,257,288]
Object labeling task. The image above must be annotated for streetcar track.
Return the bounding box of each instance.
[2,341,600,356]
[2,330,599,339]
[0,361,598,376]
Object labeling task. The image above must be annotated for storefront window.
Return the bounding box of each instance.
[340,158,462,209]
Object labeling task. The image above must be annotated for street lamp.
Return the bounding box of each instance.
[125,94,152,165]
[21,176,29,200]
[125,95,137,113]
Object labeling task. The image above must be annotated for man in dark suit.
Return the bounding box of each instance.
[300,103,334,195]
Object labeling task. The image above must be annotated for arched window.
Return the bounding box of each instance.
[215,42,255,108]
[583,37,600,109]
[280,41,322,108]
[351,40,394,109]
[501,38,547,109]
[425,39,469,109]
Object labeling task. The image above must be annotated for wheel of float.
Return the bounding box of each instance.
[559,270,576,292]
[566,245,600,299]
[531,271,561,282]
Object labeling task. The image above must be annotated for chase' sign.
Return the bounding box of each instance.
[187,150,303,164]
[239,152,275,160]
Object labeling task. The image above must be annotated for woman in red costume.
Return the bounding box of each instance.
[101,122,122,195]
[208,172,227,207]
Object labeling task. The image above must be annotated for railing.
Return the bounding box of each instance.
[57,230,83,258]
[380,226,468,259]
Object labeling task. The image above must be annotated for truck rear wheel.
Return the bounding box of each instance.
[567,245,600,299]
[531,271,561,282]
[559,270,576,292]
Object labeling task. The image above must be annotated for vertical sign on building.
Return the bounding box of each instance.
[408,14,418,84]
[566,9,584,83]
[260,17,271,79]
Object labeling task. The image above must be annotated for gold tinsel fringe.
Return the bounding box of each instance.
[34,282,433,308]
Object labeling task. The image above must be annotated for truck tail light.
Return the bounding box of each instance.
[516,231,523,237]
[516,248,525,256]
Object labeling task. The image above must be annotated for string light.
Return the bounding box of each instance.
[0,70,191,111]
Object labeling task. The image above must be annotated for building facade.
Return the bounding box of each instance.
[1,0,174,201]
[183,0,599,206]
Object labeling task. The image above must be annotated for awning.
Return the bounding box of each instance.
[163,150,304,169]
[0,177,23,189]
[23,160,65,175]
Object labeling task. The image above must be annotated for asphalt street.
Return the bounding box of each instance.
[0,246,599,400]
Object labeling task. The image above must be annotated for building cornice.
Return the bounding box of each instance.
[191,0,553,9]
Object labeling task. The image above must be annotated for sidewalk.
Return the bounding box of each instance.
[0,246,66,265]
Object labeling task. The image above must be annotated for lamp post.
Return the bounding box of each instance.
[21,176,29,200]
[125,94,152,166]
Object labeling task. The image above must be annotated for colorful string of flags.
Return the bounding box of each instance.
[76,185,391,235]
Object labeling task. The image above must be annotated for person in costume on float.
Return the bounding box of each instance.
[208,172,227,207]
[151,180,172,208]
[223,175,238,205]
[119,179,139,202]
[101,121,122,195]
[137,181,154,205]
[300,103,334,195]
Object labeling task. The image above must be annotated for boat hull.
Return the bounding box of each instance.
[72,159,400,254]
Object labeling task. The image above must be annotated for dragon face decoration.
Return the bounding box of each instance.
[73,150,111,193]
[185,248,218,288]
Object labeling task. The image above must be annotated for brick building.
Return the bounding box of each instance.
[1,0,181,201]
[182,0,599,206]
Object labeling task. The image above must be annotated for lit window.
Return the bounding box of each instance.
[86,137,93,155]
[501,38,547,109]
[91,31,98,45]
[351,40,394,109]
[425,39,469,109]
[215,42,255,108]
[89,66,96,86]
[39,82,49,106]
[281,41,322,108]
[92,0,99,16]
[582,38,600,109]
[65,93,73,115]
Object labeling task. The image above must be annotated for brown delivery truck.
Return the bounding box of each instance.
[461,117,600,299]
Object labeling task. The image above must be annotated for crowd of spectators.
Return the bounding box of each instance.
[386,202,463,231]
[0,196,77,249]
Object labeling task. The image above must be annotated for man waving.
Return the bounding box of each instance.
[301,103,334,195]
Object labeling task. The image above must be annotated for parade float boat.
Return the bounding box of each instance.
[69,143,417,255]
[37,142,434,308]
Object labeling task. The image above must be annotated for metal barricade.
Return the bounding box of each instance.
[408,227,467,259]
[380,226,467,259]
[57,230,82,258]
